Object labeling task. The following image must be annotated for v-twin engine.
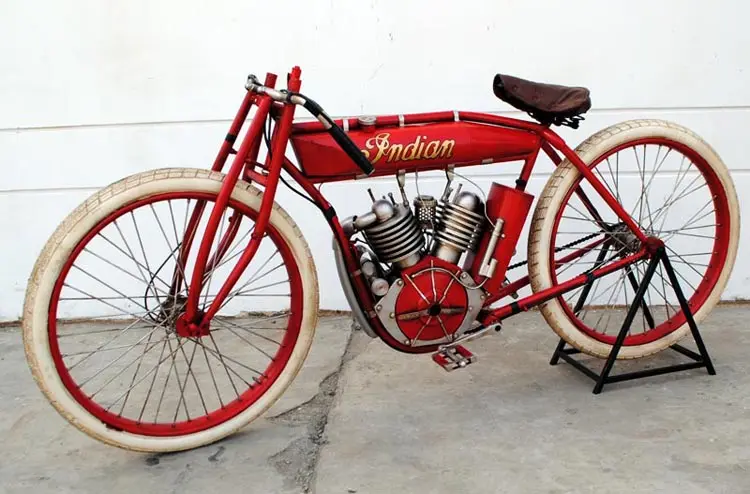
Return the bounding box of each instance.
[343,189,486,271]
[339,176,491,348]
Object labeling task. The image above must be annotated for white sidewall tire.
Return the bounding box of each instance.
[528,120,740,359]
[23,168,319,452]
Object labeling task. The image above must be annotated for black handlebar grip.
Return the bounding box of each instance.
[328,124,374,175]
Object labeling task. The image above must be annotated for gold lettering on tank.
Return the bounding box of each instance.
[360,133,455,164]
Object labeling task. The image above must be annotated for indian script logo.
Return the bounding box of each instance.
[360,133,455,164]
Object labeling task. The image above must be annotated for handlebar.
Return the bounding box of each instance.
[246,75,374,176]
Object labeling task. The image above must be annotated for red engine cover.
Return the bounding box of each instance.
[394,257,469,342]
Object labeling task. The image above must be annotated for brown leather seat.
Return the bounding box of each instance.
[493,74,591,127]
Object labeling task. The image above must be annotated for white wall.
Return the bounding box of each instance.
[2,0,749,320]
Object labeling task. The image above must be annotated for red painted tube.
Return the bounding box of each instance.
[483,236,607,305]
[201,67,302,322]
[458,111,546,133]
[481,249,648,325]
[291,111,459,134]
[184,95,273,320]
[212,91,255,172]
[541,128,647,243]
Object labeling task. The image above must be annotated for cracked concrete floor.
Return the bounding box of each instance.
[1,308,750,493]
[0,316,353,494]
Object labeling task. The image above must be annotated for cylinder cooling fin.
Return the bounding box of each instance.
[431,191,485,264]
[363,202,425,268]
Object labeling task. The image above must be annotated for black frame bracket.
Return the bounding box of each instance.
[549,246,716,394]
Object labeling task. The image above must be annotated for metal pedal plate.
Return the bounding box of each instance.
[432,345,477,371]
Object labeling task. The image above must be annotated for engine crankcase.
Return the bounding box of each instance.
[375,256,484,347]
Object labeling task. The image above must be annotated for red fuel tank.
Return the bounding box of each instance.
[290,119,540,182]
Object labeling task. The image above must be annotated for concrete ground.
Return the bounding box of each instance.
[1,307,749,493]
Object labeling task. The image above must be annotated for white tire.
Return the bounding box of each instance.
[23,168,319,452]
[528,120,739,359]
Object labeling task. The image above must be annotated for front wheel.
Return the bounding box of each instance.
[528,120,739,359]
[23,168,319,452]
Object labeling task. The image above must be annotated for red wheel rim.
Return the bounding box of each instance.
[47,192,304,436]
[549,138,731,346]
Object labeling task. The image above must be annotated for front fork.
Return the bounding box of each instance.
[170,68,302,334]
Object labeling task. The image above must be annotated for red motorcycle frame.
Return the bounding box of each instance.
[174,66,649,354]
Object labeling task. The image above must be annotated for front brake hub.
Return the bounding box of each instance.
[175,312,210,338]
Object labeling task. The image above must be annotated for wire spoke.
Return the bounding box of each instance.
[650,177,706,231]
[149,204,190,290]
[217,323,277,361]
[163,335,191,422]
[98,231,171,290]
[194,337,266,378]
[665,245,706,279]
[85,331,172,396]
[194,337,256,388]
[175,341,208,420]
[135,336,170,422]
[70,265,149,312]
[200,342,224,408]
[208,332,242,396]
[117,328,158,416]
[81,247,170,298]
[212,317,283,348]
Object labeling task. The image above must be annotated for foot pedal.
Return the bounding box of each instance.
[432,345,477,372]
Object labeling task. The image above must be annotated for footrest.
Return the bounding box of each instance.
[432,345,476,372]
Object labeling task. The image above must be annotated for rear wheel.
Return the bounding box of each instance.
[23,168,319,451]
[528,120,739,359]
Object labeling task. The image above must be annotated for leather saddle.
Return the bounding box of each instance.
[493,74,591,128]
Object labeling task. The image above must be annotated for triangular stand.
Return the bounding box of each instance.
[549,245,716,394]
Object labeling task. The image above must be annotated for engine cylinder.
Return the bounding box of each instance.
[363,203,425,268]
[432,191,485,264]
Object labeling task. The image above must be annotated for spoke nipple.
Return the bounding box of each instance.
[404,339,411,345]
[396,280,403,286]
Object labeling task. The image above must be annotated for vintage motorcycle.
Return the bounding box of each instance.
[22,67,739,452]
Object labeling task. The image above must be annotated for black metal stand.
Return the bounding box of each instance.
[550,246,716,394]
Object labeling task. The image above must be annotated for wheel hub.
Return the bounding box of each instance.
[157,294,188,325]
[175,312,210,338]
[609,223,641,254]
